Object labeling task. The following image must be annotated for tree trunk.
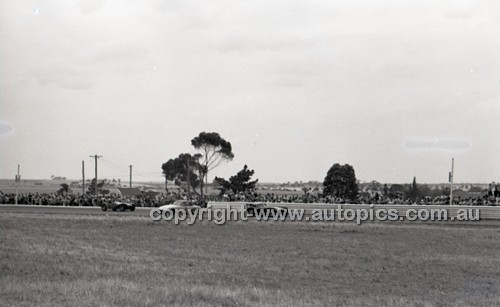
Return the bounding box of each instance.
[199,170,204,198]
[205,158,208,196]
[205,174,208,195]
[200,179,203,197]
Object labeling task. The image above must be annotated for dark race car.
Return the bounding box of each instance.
[101,201,136,212]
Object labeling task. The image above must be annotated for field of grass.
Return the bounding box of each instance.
[1,213,500,306]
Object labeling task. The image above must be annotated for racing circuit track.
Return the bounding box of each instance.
[0,205,151,216]
[2,203,500,222]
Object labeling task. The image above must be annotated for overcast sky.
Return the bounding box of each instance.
[1,0,499,184]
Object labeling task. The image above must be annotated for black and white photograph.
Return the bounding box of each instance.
[1,1,499,306]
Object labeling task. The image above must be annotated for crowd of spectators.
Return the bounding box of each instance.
[209,191,500,206]
[1,189,499,207]
[0,192,167,207]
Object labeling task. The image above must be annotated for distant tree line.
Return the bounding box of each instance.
[160,131,465,202]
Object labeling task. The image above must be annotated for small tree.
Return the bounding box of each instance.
[407,177,421,201]
[323,163,358,200]
[213,177,232,195]
[214,165,258,195]
[57,183,71,195]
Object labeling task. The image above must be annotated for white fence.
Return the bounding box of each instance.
[208,202,500,219]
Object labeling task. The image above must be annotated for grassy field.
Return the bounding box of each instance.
[1,213,500,306]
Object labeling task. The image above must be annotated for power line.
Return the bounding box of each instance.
[97,157,163,179]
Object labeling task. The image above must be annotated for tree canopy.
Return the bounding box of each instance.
[191,132,234,196]
[388,184,407,198]
[57,183,71,195]
[407,176,421,201]
[161,153,202,195]
[323,163,358,199]
[214,165,258,195]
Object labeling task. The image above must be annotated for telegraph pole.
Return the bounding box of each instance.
[82,160,85,195]
[129,165,133,188]
[449,158,454,206]
[187,163,191,197]
[15,164,20,205]
[89,155,102,195]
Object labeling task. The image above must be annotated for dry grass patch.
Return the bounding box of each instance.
[1,213,500,306]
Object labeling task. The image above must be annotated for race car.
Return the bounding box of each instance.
[244,203,288,216]
[101,201,136,212]
[158,200,202,214]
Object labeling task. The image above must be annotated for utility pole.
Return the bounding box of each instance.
[82,160,85,195]
[187,162,191,197]
[449,158,454,206]
[129,165,132,188]
[89,154,102,195]
[15,164,20,205]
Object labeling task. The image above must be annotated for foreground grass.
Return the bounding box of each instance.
[1,213,500,306]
